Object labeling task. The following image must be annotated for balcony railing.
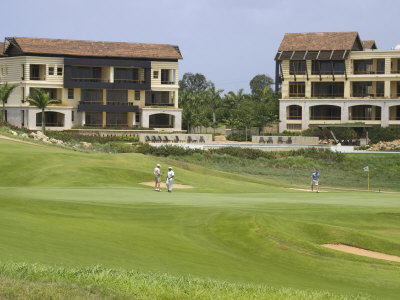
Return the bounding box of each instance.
[289,93,305,98]
[145,102,174,106]
[350,116,381,120]
[353,70,385,75]
[30,76,46,80]
[36,122,64,127]
[311,94,344,98]
[106,101,135,106]
[352,93,384,98]
[71,78,108,83]
[161,81,175,85]
[310,116,341,120]
[114,79,145,84]
[80,100,103,105]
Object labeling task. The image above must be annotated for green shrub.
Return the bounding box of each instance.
[109,142,134,153]
[135,143,345,163]
[368,127,400,143]
[135,144,203,156]
[226,133,251,141]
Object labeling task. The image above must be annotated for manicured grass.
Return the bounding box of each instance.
[172,152,400,191]
[0,139,399,299]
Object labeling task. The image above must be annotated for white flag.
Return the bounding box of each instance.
[363,166,369,172]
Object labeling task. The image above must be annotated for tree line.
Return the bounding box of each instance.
[178,73,279,138]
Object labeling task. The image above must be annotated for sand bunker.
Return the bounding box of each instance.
[322,244,400,263]
[139,182,193,189]
[288,188,327,192]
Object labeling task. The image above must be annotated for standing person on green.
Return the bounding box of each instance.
[311,169,320,193]
[166,167,175,192]
[154,164,162,192]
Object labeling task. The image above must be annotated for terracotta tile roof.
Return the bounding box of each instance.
[278,32,361,51]
[362,40,377,49]
[9,37,182,60]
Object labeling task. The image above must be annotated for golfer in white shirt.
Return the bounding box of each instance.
[154,164,161,191]
[166,167,175,192]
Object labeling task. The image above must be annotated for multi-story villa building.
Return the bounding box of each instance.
[275,32,400,132]
[0,37,182,130]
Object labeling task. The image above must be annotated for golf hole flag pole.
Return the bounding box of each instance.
[364,166,370,192]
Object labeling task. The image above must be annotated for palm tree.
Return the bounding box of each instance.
[0,82,18,124]
[206,82,223,124]
[27,88,58,134]
[226,89,246,109]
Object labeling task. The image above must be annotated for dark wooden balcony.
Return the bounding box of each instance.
[78,101,138,112]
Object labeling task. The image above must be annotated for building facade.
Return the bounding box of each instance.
[275,32,400,132]
[0,37,182,131]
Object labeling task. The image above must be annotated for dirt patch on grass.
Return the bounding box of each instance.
[139,182,193,189]
[322,243,400,263]
[288,188,328,193]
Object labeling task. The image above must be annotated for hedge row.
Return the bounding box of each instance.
[135,144,345,162]
[281,126,400,143]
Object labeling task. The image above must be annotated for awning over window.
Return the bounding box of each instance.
[275,50,349,61]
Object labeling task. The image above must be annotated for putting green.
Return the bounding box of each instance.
[0,139,399,299]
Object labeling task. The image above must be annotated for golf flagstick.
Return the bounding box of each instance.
[364,166,369,192]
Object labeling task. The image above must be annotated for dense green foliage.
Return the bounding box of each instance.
[179,73,279,134]
[26,88,60,134]
[226,133,251,141]
[0,82,18,124]
[136,143,345,162]
[299,127,400,143]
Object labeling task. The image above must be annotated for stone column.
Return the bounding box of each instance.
[81,112,86,126]
[305,80,312,98]
[341,101,349,123]
[384,80,391,98]
[110,67,114,83]
[174,111,182,131]
[102,112,106,127]
[279,101,287,132]
[385,57,391,75]
[344,80,351,98]
[24,85,29,102]
[302,102,310,130]
[63,110,72,129]
[25,64,30,81]
[381,102,389,127]
[142,110,149,128]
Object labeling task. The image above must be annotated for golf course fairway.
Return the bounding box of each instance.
[0,138,399,299]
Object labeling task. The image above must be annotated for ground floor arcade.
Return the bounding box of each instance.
[280,99,400,131]
[3,106,182,131]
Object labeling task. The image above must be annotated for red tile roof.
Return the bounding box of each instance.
[362,40,377,49]
[278,32,362,51]
[8,37,182,60]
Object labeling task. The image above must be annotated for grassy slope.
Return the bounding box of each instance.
[171,152,400,191]
[0,139,399,299]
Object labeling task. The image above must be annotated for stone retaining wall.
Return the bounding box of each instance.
[138,133,212,144]
[66,129,184,137]
[252,136,319,145]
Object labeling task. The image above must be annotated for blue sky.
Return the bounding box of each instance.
[1,0,399,92]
